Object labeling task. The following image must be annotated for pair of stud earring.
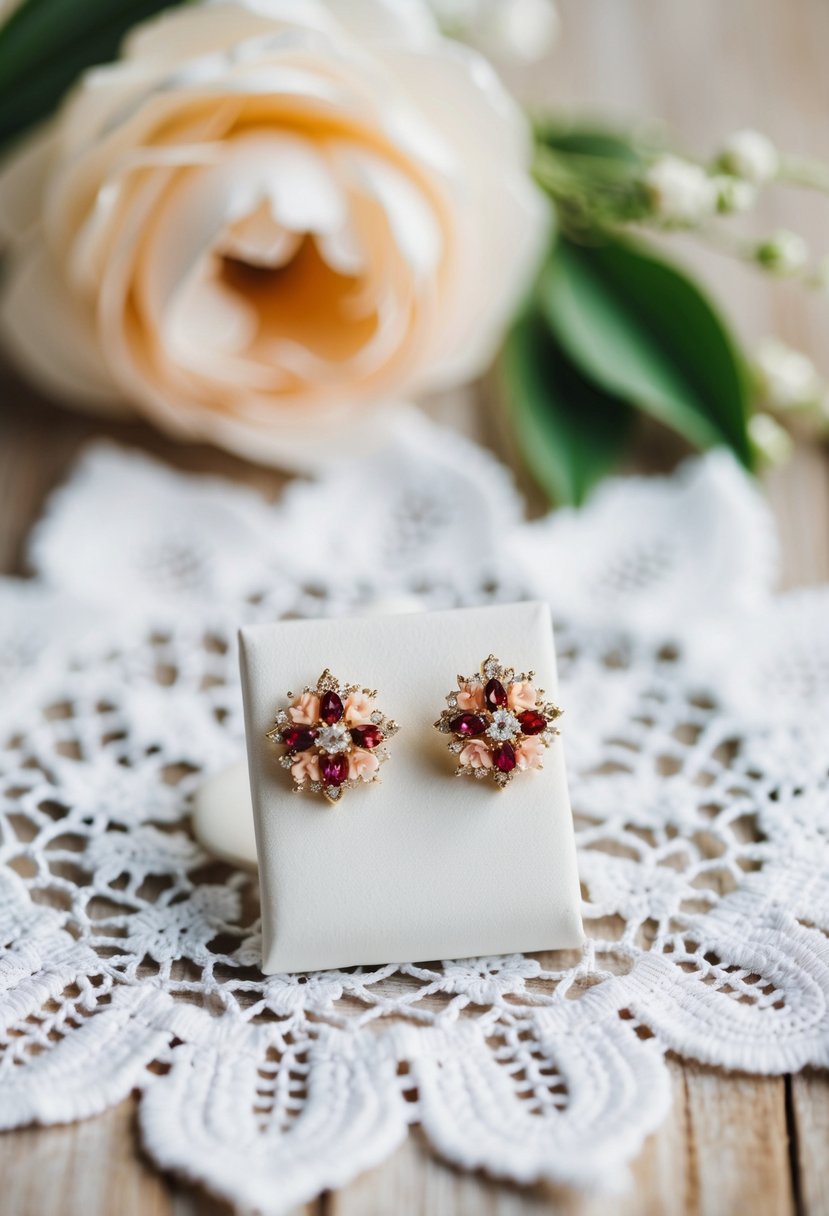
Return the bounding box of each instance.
[266,655,562,805]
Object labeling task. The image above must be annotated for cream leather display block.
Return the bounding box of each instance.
[239,602,583,973]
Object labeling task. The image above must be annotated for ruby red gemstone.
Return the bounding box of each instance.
[484,678,508,710]
[281,726,317,752]
[350,725,383,749]
[450,713,487,737]
[493,741,517,772]
[319,690,344,725]
[319,753,348,786]
[518,710,546,736]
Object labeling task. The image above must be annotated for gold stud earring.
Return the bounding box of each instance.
[268,669,398,804]
[434,654,562,788]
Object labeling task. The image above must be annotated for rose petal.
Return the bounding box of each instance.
[0,240,127,414]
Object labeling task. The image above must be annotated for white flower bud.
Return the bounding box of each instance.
[755,230,808,276]
[748,413,794,466]
[719,129,779,185]
[755,339,823,412]
[644,156,716,226]
[712,175,756,214]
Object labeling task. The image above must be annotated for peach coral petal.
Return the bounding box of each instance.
[459,740,492,770]
[349,750,380,782]
[291,753,321,785]
[289,692,320,725]
[516,737,544,771]
[508,681,537,712]
[456,682,485,712]
[344,692,375,726]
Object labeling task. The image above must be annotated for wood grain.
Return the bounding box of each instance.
[791,1072,829,1216]
[2,0,829,1212]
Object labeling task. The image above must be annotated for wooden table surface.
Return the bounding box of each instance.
[2,1,829,1213]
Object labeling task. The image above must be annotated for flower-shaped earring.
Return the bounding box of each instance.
[434,654,562,788]
[268,670,398,804]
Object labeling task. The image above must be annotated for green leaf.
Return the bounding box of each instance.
[502,309,634,506]
[540,237,753,466]
[0,0,181,147]
[535,123,645,168]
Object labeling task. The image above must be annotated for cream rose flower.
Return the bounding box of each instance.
[0,0,547,468]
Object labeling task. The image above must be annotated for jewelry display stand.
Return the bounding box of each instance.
[199,601,583,973]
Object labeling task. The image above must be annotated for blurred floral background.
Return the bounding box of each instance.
[1,0,828,507]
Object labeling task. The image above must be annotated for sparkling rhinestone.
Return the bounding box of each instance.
[319,690,344,724]
[493,742,517,772]
[474,768,487,779]
[370,710,383,724]
[484,658,499,678]
[350,724,383,749]
[281,726,317,752]
[447,695,458,708]
[316,723,350,753]
[487,708,520,742]
[320,753,348,786]
[518,710,547,736]
[450,713,487,737]
[484,678,508,710]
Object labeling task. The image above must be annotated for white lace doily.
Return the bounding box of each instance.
[1,411,828,1212]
